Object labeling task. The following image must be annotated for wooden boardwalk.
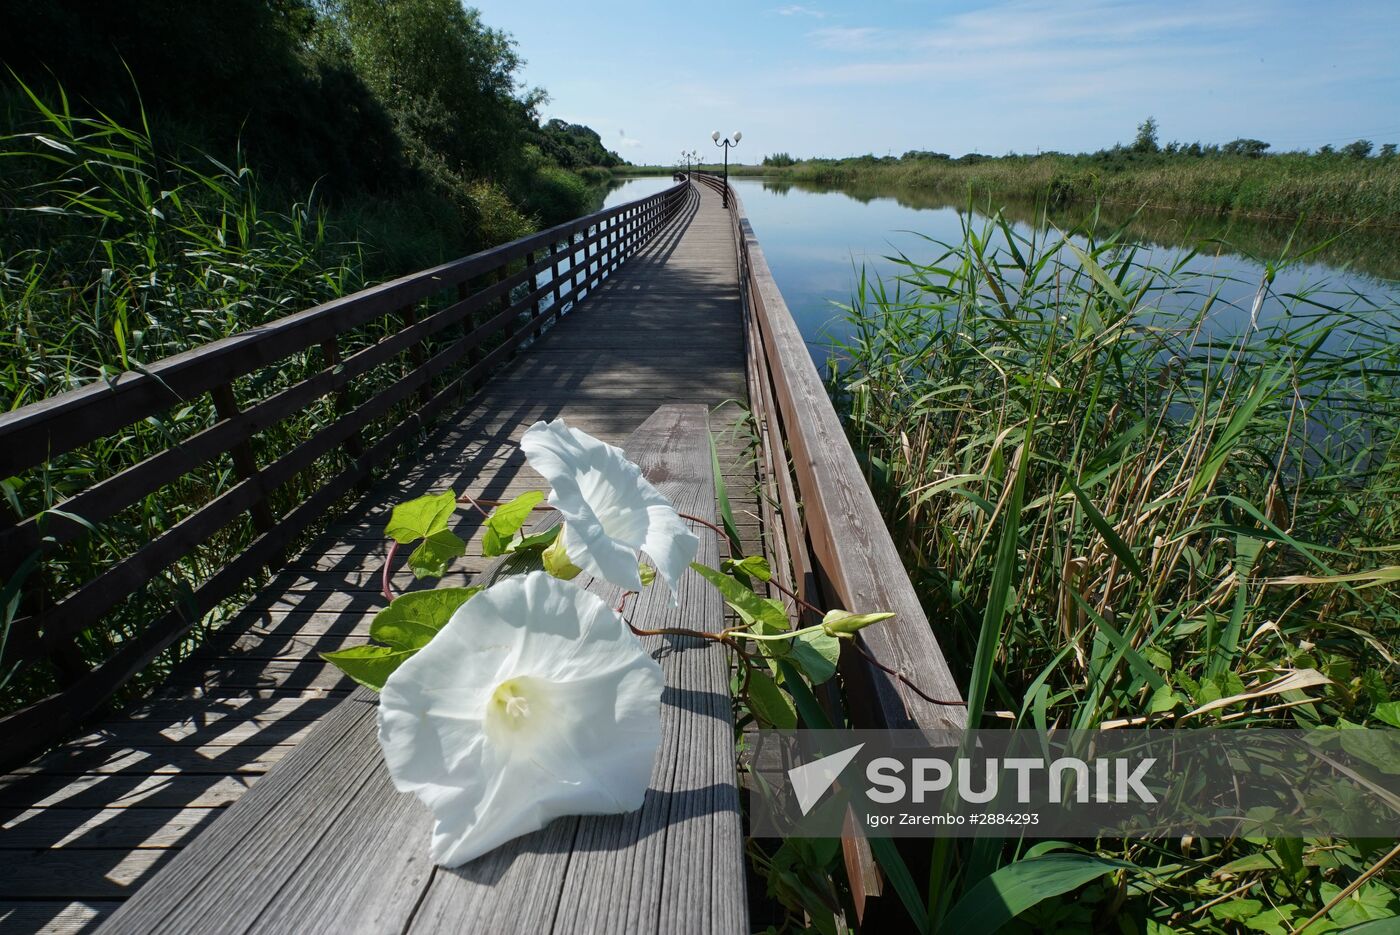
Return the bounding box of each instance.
[0,182,755,933]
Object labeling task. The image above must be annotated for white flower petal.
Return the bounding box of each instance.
[640,504,701,603]
[563,514,643,592]
[377,571,663,868]
[521,418,700,598]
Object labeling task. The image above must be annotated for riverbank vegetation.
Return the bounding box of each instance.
[0,1,628,710]
[751,119,1400,225]
[759,177,1400,284]
[1,0,626,281]
[828,210,1400,931]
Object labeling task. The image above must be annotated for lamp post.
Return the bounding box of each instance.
[711,130,741,207]
[680,149,699,186]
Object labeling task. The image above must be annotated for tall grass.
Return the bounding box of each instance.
[0,87,384,706]
[829,210,1400,930]
[0,83,620,721]
[775,154,1400,225]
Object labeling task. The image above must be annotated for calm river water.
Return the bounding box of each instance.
[603,175,1399,363]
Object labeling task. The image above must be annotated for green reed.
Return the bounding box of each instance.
[775,154,1400,226]
[827,209,1399,931]
[0,84,377,706]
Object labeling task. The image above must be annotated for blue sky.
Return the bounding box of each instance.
[473,0,1400,166]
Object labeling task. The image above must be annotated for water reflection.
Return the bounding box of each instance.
[600,175,677,211]
[758,177,1400,284]
[602,175,1399,365]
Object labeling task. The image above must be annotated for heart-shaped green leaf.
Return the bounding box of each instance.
[321,644,415,692]
[786,627,841,684]
[722,555,772,582]
[745,668,797,729]
[371,587,481,651]
[386,490,457,544]
[483,491,544,556]
[408,530,466,578]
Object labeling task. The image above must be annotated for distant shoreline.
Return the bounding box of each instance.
[614,155,1400,228]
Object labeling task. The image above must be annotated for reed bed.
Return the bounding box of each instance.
[0,91,379,706]
[0,92,550,710]
[781,154,1400,225]
[828,210,1400,930]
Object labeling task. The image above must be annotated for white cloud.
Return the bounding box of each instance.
[773,4,824,18]
[808,26,880,51]
[789,0,1264,91]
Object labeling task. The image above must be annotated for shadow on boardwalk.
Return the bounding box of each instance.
[0,182,749,934]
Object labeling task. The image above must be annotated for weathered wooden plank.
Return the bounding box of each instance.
[73,717,319,749]
[0,774,255,812]
[0,848,178,900]
[0,901,122,934]
[0,806,222,850]
[9,741,293,779]
[89,693,377,929]
[198,628,368,661]
[546,412,744,934]
[0,184,691,769]
[165,660,351,693]
[119,690,351,723]
[98,405,745,934]
[729,185,967,732]
[9,180,742,931]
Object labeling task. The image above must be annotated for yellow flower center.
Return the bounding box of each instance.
[487,677,549,740]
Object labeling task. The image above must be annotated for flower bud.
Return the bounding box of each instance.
[821,609,896,639]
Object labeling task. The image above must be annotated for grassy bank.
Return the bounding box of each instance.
[829,211,1400,930]
[755,154,1400,226]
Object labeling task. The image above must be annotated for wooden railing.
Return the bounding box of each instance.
[694,172,966,733]
[0,181,691,770]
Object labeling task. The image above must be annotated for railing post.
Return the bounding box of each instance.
[211,383,278,535]
[551,241,564,315]
[458,281,485,393]
[30,559,88,686]
[610,214,619,268]
[494,265,517,360]
[527,250,543,338]
[585,225,598,293]
[321,337,371,490]
[401,305,431,407]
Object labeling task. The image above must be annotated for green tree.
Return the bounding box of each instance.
[534,119,622,168]
[1133,116,1160,153]
[1222,138,1270,158]
[1342,139,1374,159]
[337,0,543,181]
[1381,143,1398,159]
[0,0,409,194]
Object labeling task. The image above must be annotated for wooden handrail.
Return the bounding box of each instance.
[0,181,691,771]
[695,172,965,732]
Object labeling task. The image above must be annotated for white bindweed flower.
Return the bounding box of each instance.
[377,571,664,867]
[520,418,699,600]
